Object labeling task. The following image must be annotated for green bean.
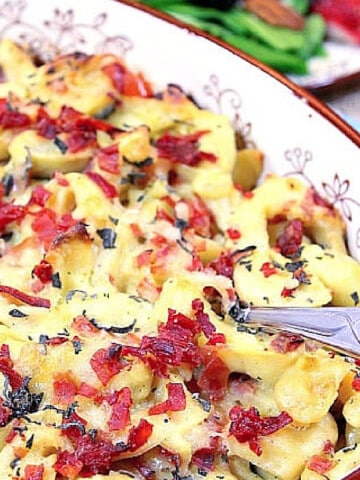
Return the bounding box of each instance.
[221,31,308,74]
[300,13,326,59]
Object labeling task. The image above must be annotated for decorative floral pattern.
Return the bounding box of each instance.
[0,1,133,60]
[0,0,359,256]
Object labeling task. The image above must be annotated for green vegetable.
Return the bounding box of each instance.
[300,13,327,59]
[138,0,326,75]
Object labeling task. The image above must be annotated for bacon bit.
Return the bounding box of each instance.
[208,252,234,279]
[276,219,303,258]
[187,196,216,238]
[96,144,120,175]
[32,259,53,284]
[44,336,68,346]
[53,171,70,186]
[108,387,132,431]
[102,62,153,97]
[260,261,277,278]
[86,171,118,198]
[77,382,98,399]
[192,447,215,472]
[61,411,87,442]
[187,254,203,273]
[0,343,23,391]
[0,285,50,309]
[0,397,12,427]
[137,249,153,268]
[90,344,128,386]
[0,201,27,233]
[307,455,336,474]
[127,418,153,452]
[24,464,45,480]
[192,298,216,339]
[149,382,186,415]
[55,432,118,477]
[206,333,226,345]
[72,315,98,335]
[0,98,31,129]
[5,419,22,443]
[122,308,201,376]
[156,131,217,167]
[28,185,52,207]
[137,277,161,303]
[351,373,360,391]
[36,107,57,139]
[130,223,144,238]
[311,188,334,211]
[322,440,335,455]
[281,286,296,298]
[53,373,77,405]
[229,405,292,456]
[270,332,304,353]
[31,208,79,250]
[198,353,229,401]
[156,208,174,224]
[268,214,287,225]
[226,228,241,240]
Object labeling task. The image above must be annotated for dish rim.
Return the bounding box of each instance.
[118,0,360,149]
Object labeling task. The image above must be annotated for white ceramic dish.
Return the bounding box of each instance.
[2,0,359,259]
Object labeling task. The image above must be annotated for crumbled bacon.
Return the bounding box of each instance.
[260,261,277,278]
[149,382,186,415]
[351,373,360,391]
[0,285,50,309]
[270,332,304,353]
[229,405,292,456]
[281,286,296,298]
[0,201,27,233]
[0,397,12,427]
[197,352,229,401]
[156,131,217,167]
[90,344,128,386]
[208,252,234,279]
[28,185,52,207]
[24,464,45,480]
[53,373,77,405]
[0,344,23,391]
[31,208,80,250]
[86,171,118,198]
[32,259,53,284]
[107,386,132,431]
[127,418,153,452]
[307,455,336,474]
[0,98,31,129]
[192,447,215,472]
[96,143,120,174]
[226,228,241,240]
[102,62,153,97]
[275,219,303,258]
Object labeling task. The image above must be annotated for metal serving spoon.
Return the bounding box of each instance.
[233,305,360,359]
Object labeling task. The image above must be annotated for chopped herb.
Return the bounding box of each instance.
[65,289,88,303]
[284,260,306,272]
[109,215,119,225]
[94,103,116,119]
[51,272,62,288]
[124,156,153,168]
[1,174,14,196]
[89,317,137,334]
[96,228,117,249]
[3,377,43,419]
[71,336,83,354]
[9,457,20,469]
[54,136,68,154]
[8,309,28,318]
[1,232,13,242]
[25,433,34,449]
[351,291,359,306]
[228,296,250,323]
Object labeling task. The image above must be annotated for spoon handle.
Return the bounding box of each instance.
[244,307,360,358]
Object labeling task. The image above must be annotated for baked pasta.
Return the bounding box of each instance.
[0,39,358,480]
